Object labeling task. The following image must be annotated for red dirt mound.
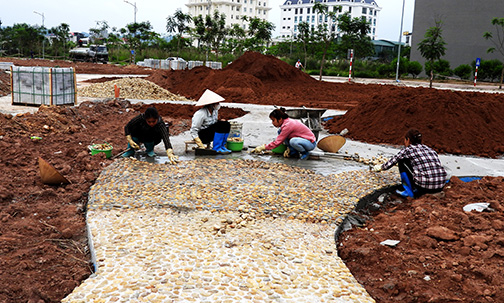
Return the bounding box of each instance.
[339,176,504,303]
[0,100,247,303]
[323,87,504,158]
[225,51,315,83]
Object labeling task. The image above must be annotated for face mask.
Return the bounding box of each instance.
[213,104,221,111]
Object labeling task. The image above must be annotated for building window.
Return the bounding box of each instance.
[300,8,303,14]
[362,8,367,14]
[311,15,315,23]
[307,8,310,14]
[295,8,298,14]
[349,7,352,13]
[369,9,373,15]
[294,16,298,22]
[299,16,303,22]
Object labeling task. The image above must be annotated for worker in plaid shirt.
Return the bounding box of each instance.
[372,129,448,198]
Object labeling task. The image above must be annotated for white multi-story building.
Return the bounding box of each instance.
[279,0,381,40]
[186,0,272,30]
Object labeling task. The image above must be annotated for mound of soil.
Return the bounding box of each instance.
[338,176,504,303]
[323,87,504,158]
[0,100,246,303]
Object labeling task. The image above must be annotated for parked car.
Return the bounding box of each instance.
[166,57,187,63]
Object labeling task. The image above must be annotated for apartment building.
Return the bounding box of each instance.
[279,0,381,40]
[186,0,272,30]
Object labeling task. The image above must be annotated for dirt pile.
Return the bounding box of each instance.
[0,100,246,303]
[338,176,504,303]
[323,87,504,158]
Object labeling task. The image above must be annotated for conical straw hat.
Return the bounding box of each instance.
[195,89,225,106]
[317,135,346,153]
[38,157,70,185]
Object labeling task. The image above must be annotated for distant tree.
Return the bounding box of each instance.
[120,21,159,63]
[89,21,109,45]
[48,23,70,58]
[391,57,408,77]
[226,23,246,56]
[0,23,44,57]
[453,64,472,80]
[312,3,340,81]
[297,21,311,69]
[478,59,503,82]
[407,61,423,78]
[245,16,275,52]
[166,9,192,58]
[483,17,504,88]
[192,11,227,61]
[336,12,375,60]
[417,20,446,88]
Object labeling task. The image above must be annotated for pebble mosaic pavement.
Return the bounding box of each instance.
[62,158,398,303]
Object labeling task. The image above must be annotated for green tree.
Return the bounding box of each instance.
[336,12,374,60]
[120,21,159,63]
[312,3,339,80]
[297,21,311,69]
[48,23,70,58]
[407,61,423,78]
[192,11,227,61]
[245,16,275,52]
[226,23,246,56]
[0,23,44,57]
[453,64,472,80]
[483,17,504,88]
[417,21,446,88]
[166,9,192,58]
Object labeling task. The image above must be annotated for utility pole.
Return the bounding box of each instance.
[33,11,45,59]
[395,0,405,82]
[123,0,137,23]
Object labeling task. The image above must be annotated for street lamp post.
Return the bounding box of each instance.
[33,11,45,59]
[123,0,137,23]
[395,0,406,82]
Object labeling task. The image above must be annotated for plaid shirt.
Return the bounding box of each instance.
[382,144,447,189]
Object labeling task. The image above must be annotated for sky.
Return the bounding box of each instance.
[1,0,415,41]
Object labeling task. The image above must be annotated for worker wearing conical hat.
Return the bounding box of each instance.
[190,89,232,154]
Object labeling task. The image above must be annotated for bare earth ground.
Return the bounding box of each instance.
[1,53,504,303]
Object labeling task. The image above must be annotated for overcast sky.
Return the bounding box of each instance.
[1,0,414,41]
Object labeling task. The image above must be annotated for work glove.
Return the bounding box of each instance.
[126,135,140,150]
[251,144,266,154]
[166,149,179,165]
[194,137,206,149]
[371,164,383,172]
[283,147,291,158]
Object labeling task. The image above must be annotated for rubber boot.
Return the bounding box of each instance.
[222,133,232,153]
[212,133,231,154]
[396,172,415,198]
[122,144,136,157]
[144,142,156,157]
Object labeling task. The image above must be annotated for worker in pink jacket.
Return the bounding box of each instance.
[252,108,317,160]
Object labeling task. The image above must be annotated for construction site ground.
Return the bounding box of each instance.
[0,52,503,303]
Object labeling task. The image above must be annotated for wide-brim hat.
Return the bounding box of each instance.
[195,89,225,106]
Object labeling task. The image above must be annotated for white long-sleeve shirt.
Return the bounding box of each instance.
[190,106,219,139]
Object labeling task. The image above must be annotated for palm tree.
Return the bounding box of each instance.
[166,9,192,58]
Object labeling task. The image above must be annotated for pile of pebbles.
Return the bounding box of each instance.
[78,78,189,101]
[63,158,397,302]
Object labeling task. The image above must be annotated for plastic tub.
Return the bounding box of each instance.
[89,143,113,158]
[272,144,287,154]
[226,141,244,152]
